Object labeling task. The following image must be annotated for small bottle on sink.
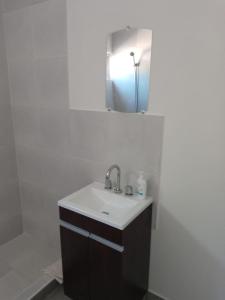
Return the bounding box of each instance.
[136,171,147,200]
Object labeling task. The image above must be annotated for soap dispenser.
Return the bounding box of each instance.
[136,171,147,200]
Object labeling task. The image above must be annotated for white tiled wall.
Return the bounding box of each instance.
[3,0,164,258]
[0,8,22,245]
[0,0,48,12]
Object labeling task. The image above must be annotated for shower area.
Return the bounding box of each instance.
[0,0,67,298]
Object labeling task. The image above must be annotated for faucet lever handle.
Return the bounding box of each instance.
[105,178,112,190]
[124,185,133,196]
[113,186,123,194]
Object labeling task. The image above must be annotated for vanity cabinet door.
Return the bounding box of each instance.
[60,225,90,300]
[89,234,124,300]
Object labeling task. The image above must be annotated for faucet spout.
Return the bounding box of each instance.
[105,164,122,194]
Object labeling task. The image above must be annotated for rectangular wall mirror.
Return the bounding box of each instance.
[106,27,152,113]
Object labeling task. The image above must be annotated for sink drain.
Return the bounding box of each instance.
[101,211,110,215]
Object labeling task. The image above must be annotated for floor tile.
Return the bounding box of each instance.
[0,271,29,300]
[43,285,69,299]
[10,250,52,283]
[147,292,163,300]
[41,285,163,300]
[0,233,34,263]
[0,259,10,279]
[0,233,58,300]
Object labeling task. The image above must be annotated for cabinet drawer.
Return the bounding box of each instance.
[59,207,123,245]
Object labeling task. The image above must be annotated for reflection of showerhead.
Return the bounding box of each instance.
[130,52,136,66]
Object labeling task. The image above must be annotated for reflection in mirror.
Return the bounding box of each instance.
[106,28,152,113]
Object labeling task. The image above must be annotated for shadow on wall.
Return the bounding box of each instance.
[150,205,225,300]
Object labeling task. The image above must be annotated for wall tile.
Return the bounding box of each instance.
[142,115,165,171]
[107,112,144,168]
[0,146,18,183]
[69,110,109,162]
[7,59,36,107]
[16,145,43,183]
[0,182,21,219]
[20,180,60,255]
[3,7,33,60]
[0,0,3,12]
[38,152,86,198]
[0,58,10,106]
[0,215,22,245]
[0,100,14,146]
[2,0,32,12]
[39,108,70,155]
[12,105,40,147]
[19,181,45,226]
[1,0,50,12]
[69,111,164,194]
[32,0,67,58]
[34,57,68,109]
[73,157,108,185]
[32,0,48,5]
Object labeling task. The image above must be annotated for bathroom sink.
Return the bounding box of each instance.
[58,182,152,230]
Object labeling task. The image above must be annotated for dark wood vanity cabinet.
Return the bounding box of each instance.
[59,204,152,300]
[90,238,123,300]
[60,226,90,300]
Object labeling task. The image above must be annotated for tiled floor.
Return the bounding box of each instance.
[43,285,162,300]
[0,233,58,300]
[43,285,70,299]
[147,293,163,300]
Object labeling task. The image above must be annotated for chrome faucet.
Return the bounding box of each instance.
[105,164,122,194]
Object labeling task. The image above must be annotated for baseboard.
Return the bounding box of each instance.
[148,288,170,300]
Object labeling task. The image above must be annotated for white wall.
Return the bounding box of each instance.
[149,1,225,299]
[67,0,225,299]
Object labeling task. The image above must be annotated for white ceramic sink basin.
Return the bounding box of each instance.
[58,182,152,230]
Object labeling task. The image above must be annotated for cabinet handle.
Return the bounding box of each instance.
[60,220,124,252]
[60,220,90,238]
[90,233,124,253]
